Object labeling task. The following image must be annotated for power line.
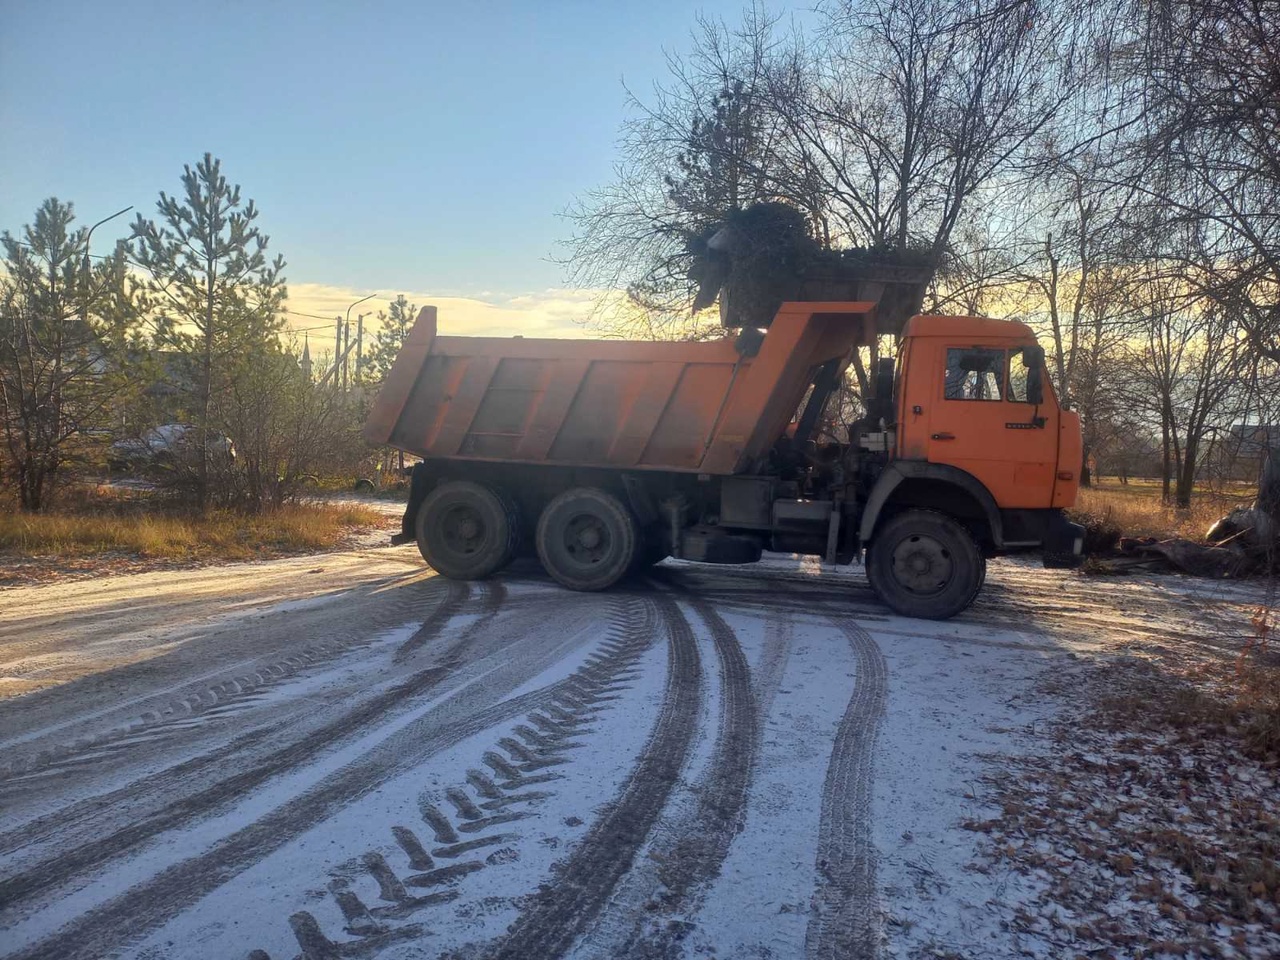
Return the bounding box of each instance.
[283,308,340,321]
[7,237,148,272]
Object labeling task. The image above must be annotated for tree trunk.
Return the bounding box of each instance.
[1175,436,1197,509]
[1080,441,1092,487]
[198,254,216,513]
[1257,446,1280,524]
[18,454,49,512]
[1161,421,1172,504]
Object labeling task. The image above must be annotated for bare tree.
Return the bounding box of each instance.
[1123,271,1244,507]
[217,344,358,508]
[564,7,802,337]
[566,0,1097,339]
[1104,0,1280,363]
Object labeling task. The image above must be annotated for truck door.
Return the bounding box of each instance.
[926,345,1059,509]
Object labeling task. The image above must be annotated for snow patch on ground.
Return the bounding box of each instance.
[688,613,854,958]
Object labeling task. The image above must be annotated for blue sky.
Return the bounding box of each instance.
[1,0,789,332]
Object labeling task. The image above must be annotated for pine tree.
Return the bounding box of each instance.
[361,294,418,385]
[0,199,139,510]
[131,154,286,509]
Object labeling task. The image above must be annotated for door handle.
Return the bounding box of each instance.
[931,432,955,441]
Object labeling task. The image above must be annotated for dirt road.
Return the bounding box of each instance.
[0,543,1263,959]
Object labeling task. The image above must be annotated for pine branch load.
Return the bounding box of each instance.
[687,203,936,333]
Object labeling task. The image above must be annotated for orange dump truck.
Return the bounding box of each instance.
[365,301,1083,618]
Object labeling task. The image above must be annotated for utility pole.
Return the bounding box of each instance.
[342,320,350,390]
[355,313,366,384]
[342,293,376,393]
[334,316,342,384]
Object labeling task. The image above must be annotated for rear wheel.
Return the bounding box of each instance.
[536,487,638,591]
[866,509,982,619]
[416,480,519,579]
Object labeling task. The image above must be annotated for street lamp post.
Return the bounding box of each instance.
[81,206,133,319]
[82,206,134,271]
[64,205,133,444]
[344,293,376,389]
[356,312,368,384]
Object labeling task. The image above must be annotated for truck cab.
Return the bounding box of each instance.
[844,315,1085,616]
[700,312,1083,617]
[896,315,1079,514]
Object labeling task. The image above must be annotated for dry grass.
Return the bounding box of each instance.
[0,487,384,565]
[1072,479,1255,543]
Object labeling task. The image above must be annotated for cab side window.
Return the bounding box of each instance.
[944,348,1004,401]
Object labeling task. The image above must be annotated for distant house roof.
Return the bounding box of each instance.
[1230,424,1280,452]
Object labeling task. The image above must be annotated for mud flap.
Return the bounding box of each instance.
[393,462,432,545]
[1043,512,1086,568]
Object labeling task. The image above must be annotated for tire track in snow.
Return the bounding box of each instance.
[483,595,702,960]
[245,597,658,960]
[753,604,794,721]
[1,633,387,787]
[395,581,504,662]
[613,591,759,959]
[0,579,477,909]
[0,572,446,762]
[804,615,888,960]
[5,585,603,960]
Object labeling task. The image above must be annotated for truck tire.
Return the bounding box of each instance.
[416,480,519,580]
[866,509,982,620]
[536,487,638,591]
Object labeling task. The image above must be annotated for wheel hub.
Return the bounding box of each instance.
[565,514,609,564]
[890,533,954,596]
[441,505,486,556]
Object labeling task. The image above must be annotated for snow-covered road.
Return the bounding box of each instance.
[0,545,1263,959]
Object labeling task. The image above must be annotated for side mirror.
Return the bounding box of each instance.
[1023,346,1045,405]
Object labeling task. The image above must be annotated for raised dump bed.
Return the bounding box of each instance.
[364,301,879,476]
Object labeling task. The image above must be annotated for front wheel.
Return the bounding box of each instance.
[866,509,983,619]
[536,487,638,591]
[416,480,519,580]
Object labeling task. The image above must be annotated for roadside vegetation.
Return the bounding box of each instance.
[0,160,415,520]
[0,485,385,587]
[1071,479,1257,543]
